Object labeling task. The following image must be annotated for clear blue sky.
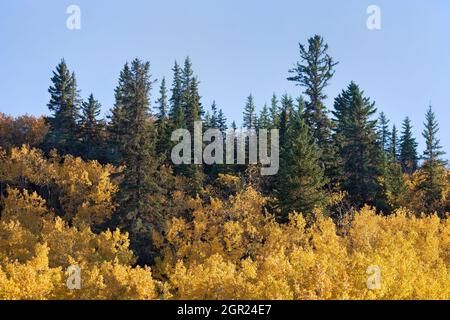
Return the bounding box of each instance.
[0,0,449,156]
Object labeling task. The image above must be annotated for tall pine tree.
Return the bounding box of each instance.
[399,117,418,174]
[112,59,167,264]
[168,61,185,128]
[155,77,172,158]
[79,93,105,161]
[43,59,81,155]
[420,106,447,215]
[275,111,327,219]
[269,93,280,129]
[243,94,257,129]
[287,35,338,174]
[389,124,399,162]
[377,111,391,156]
[332,82,384,208]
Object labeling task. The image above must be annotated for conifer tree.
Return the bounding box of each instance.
[287,35,337,150]
[384,159,408,211]
[112,59,167,263]
[269,93,280,128]
[217,108,227,134]
[169,61,185,128]
[390,125,399,162]
[156,77,168,120]
[176,57,203,190]
[399,117,418,174]
[279,94,294,149]
[43,59,81,155]
[258,104,271,129]
[275,112,327,219]
[107,63,132,164]
[332,82,383,208]
[210,101,219,128]
[377,112,391,155]
[243,94,257,129]
[384,122,408,211]
[420,106,447,215]
[79,93,105,161]
[203,111,212,129]
[180,57,202,130]
[155,77,172,158]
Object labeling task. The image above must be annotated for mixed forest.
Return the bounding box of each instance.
[0,35,448,299]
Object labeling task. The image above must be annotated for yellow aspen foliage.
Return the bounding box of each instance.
[159,187,449,300]
[0,145,118,227]
[0,148,448,300]
[0,243,63,300]
[0,187,157,300]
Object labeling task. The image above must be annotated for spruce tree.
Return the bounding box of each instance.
[420,106,447,215]
[377,112,391,155]
[287,35,337,151]
[399,117,418,174]
[180,57,202,130]
[210,101,219,128]
[332,82,383,208]
[384,159,408,211]
[168,61,185,128]
[243,94,257,129]
[79,93,105,161]
[275,112,327,219]
[113,59,166,263]
[203,110,212,129]
[258,104,271,129]
[389,124,399,162]
[176,57,203,191]
[155,77,172,158]
[107,63,132,164]
[155,77,168,120]
[269,93,280,128]
[279,94,294,149]
[217,108,227,134]
[43,59,80,155]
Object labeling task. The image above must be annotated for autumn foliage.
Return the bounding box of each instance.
[0,146,448,300]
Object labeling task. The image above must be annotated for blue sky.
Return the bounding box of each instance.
[0,0,449,156]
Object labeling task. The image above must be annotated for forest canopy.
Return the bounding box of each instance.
[0,35,448,300]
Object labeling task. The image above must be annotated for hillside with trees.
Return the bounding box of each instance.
[0,36,448,299]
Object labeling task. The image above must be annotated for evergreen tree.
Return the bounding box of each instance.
[112,59,167,264]
[243,94,257,129]
[389,125,399,162]
[168,61,185,128]
[175,57,203,190]
[377,112,391,155]
[420,106,447,215]
[180,57,202,130]
[332,82,383,208]
[43,59,81,155]
[287,35,337,149]
[156,77,168,120]
[399,117,418,174]
[79,93,105,161]
[279,94,294,149]
[107,63,132,164]
[210,101,219,128]
[217,108,227,134]
[258,104,271,129]
[269,93,280,128]
[295,96,305,117]
[384,159,408,211]
[203,110,212,129]
[275,112,327,219]
[155,77,172,158]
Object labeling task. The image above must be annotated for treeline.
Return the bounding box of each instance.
[0,35,448,266]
